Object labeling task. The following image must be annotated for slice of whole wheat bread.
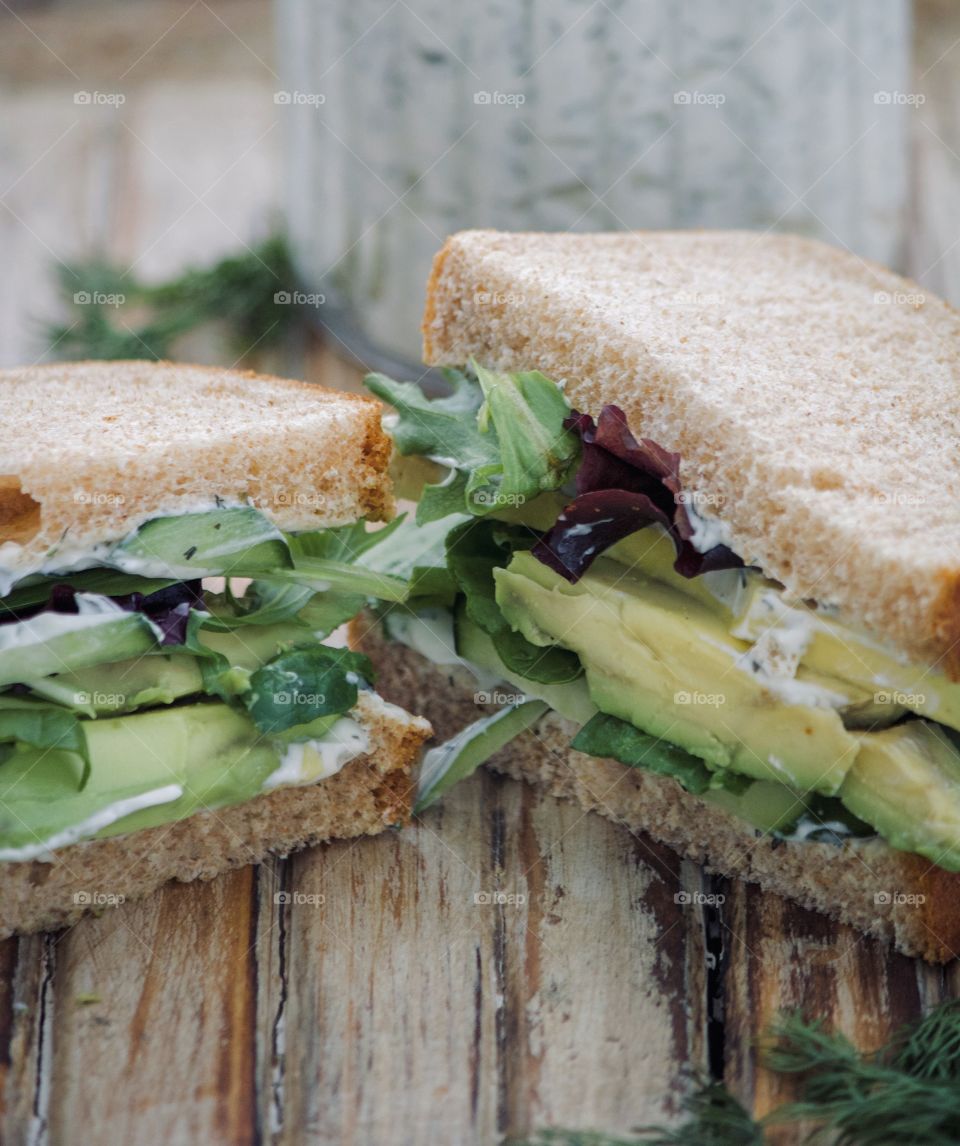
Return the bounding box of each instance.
[353,616,960,963]
[0,692,430,938]
[0,361,393,583]
[422,230,960,677]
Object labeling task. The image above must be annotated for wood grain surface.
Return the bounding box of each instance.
[0,772,716,1143]
[1,1,959,1143]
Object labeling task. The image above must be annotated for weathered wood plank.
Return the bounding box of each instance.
[721,879,959,1130]
[270,769,706,1145]
[0,934,52,1146]
[39,869,259,1145]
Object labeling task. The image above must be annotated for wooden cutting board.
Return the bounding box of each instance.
[2,763,958,1145]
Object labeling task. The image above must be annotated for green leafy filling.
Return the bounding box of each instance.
[0,508,410,792]
[572,713,750,797]
[366,361,579,524]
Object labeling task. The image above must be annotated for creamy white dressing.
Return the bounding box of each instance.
[0,497,240,595]
[724,589,854,708]
[780,816,857,843]
[683,501,733,554]
[425,454,461,473]
[263,717,370,791]
[0,783,185,863]
[0,593,126,648]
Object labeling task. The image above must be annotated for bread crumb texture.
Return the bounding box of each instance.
[0,360,394,568]
[424,230,960,676]
[356,615,960,964]
[0,691,430,937]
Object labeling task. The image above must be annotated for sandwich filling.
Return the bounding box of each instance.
[0,507,411,861]
[364,364,960,871]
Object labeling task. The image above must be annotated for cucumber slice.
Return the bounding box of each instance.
[415,700,548,812]
[109,507,291,579]
[0,596,159,687]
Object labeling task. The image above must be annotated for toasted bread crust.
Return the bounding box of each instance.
[0,693,430,937]
[0,361,395,580]
[421,230,960,678]
[355,617,960,963]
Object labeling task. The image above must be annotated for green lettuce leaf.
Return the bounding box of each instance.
[446,519,582,684]
[571,713,750,796]
[359,513,462,606]
[1,570,178,614]
[472,362,580,504]
[242,645,373,734]
[366,363,579,523]
[0,696,91,788]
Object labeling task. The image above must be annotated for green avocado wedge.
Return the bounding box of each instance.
[494,551,862,794]
[0,701,349,860]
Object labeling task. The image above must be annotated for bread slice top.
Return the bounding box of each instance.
[423,229,960,677]
[0,361,393,582]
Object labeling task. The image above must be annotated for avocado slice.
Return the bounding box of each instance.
[22,620,316,715]
[840,721,960,870]
[494,551,862,793]
[454,602,813,833]
[597,527,960,736]
[455,605,598,725]
[0,701,343,860]
[729,582,960,735]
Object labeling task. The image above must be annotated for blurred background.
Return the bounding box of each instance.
[0,0,957,381]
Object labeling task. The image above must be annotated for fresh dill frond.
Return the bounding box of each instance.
[43,234,299,362]
[519,1000,960,1146]
[634,1083,764,1145]
[765,1007,960,1145]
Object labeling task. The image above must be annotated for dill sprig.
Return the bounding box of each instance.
[43,234,298,362]
[518,1000,960,1146]
[765,1005,960,1145]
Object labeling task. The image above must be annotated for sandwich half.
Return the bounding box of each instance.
[0,361,430,937]
[353,230,960,963]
